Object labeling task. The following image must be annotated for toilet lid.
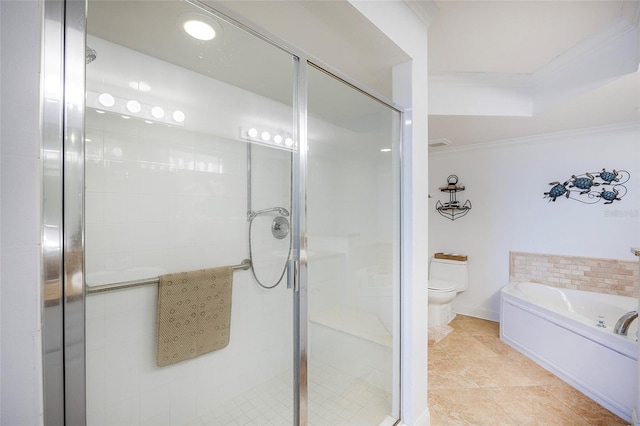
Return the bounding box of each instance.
[428,279,456,292]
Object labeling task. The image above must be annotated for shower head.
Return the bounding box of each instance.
[86,46,97,64]
[248,206,290,220]
[277,207,289,217]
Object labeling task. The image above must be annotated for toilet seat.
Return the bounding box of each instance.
[428,279,456,293]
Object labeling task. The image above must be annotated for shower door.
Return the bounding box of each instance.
[304,65,402,425]
[83,1,297,424]
[48,0,405,423]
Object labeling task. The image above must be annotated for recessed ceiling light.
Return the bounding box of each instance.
[177,13,223,42]
[184,20,215,40]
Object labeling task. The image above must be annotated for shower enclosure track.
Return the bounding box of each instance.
[85,259,252,295]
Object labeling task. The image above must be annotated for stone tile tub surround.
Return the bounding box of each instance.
[509,252,639,298]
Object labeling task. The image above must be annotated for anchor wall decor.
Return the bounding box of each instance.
[543,169,630,204]
[436,175,472,220]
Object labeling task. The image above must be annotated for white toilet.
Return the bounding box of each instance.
[428,256,469,326]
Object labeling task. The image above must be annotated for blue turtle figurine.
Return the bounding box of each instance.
[597,168,619,185]
[597,188,621,204]
[544,181,570,202]
[569,173,599,194]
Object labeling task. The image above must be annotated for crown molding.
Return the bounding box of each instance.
[429,121,640,154]
[402,0,439,28]
[429,72,531,88]
[430,14,638,117]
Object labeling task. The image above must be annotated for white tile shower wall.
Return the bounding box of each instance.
[428,123,640,321]
[85,111,293,424]
[308,150,395,318]
[0,1,44,423]
[306,146,394,397]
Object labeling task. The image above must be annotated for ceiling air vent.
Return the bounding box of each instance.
[428,138,452,148]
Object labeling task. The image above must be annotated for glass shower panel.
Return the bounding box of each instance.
[306,65,402,425]
[84,1,295,424]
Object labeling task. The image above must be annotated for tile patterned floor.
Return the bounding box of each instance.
[199,361,391,425]
[428,315,629,426]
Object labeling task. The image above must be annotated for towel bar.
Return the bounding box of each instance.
[85,259,251,295]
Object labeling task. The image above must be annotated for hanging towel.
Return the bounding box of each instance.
[156,266,233,367]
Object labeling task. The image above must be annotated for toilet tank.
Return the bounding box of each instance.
[429,258,469,292]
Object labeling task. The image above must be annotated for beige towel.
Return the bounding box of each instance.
[156,266,233,367]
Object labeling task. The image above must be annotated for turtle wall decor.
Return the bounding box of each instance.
[544,169,630,204]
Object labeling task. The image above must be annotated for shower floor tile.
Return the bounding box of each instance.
[198,361,392,425]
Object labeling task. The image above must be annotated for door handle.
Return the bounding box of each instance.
[287,258,298,291]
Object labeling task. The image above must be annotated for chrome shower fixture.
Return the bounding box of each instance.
[271,216,290,240]
[247,206,289,221]
[247,205,292,289]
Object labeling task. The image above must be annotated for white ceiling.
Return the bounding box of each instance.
[428,1,625,74]
[87,0,408,133]
[86,0,639,150]
[427,0,640,149]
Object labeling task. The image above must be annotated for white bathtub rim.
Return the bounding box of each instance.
[505,281,637,317]
[501,282,637,360]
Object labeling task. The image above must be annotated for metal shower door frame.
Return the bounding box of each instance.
[44,0,404,423]
[42,0,87,424]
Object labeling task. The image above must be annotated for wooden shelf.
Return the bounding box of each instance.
[439,185,465,192]
[435,253,468,261]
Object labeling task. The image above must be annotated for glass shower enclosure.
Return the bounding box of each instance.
[46,0,402,424]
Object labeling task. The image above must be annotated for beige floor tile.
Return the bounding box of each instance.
[494,348,567,386]
[486,386,589,425]
[546,384,630,426]
[473,335,520,357]
[428,316,629,426]
[435,333,499,359]
[429,388,517,425]
[454,356,538,388]
[510,353,569,388]
[428,357,479,389]
[450,316,500,336]
[429,344,450,363]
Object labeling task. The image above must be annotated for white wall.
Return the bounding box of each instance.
[84,36,296,423]
[84,114,294,424]
[429,123,640,321]
[0,1,44,424]
[85,25,404,423]
[0,1,430,424]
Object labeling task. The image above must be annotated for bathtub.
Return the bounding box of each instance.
[500,281,638,422]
